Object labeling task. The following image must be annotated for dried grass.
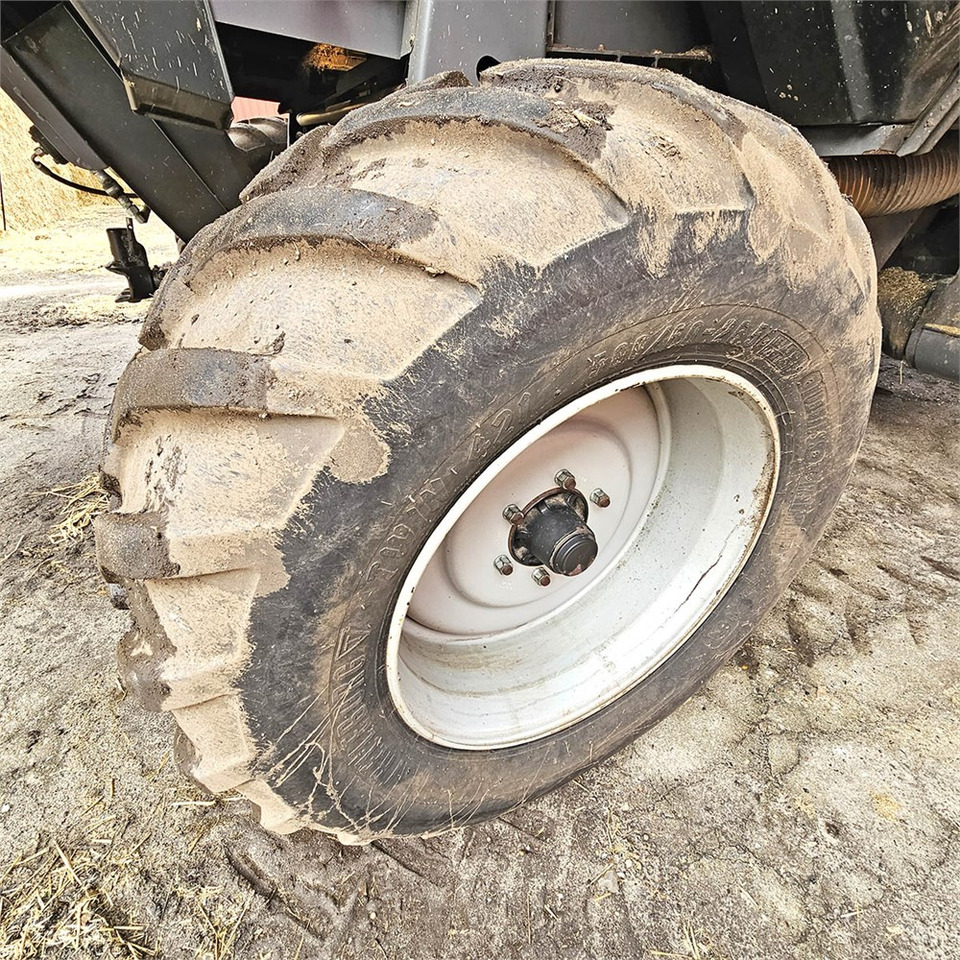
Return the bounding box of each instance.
[46,473,110,546]
[589,808,644,899]
[0,90,106,233]
[189,887,250,960]
[648,922,725,959]
[0,817,157,959]
[10,475,111,583]
[0,781,254,960]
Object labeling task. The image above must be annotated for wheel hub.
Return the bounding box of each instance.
[507,489,597,577]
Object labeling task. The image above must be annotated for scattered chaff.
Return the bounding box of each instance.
[684,923,704,959]
[0,781,264,960]
[588,808,644,897]
[0,824,157,959]
[189,886,251,960]
[648,923,716,959]
[45,473,109,545]
[0,534,25,565]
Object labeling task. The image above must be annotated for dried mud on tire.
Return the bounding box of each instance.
[0,264,956,958]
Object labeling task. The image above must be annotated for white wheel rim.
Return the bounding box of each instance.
[386,365,780,750]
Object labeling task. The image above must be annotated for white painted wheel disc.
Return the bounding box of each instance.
[387,366,780,750]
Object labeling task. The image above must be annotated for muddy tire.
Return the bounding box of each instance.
[96,60,879,842]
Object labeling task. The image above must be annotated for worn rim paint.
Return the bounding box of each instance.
[386,365,781,750]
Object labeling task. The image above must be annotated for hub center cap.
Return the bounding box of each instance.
[509,490,597,576]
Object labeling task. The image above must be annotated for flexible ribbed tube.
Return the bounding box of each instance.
[826,140,959,217]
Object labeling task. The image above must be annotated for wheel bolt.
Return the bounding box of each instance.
[494,555,514,576]
[590,488,611,508]
[502,504,524,525]
[555,469,577,491]
[532,567,552,587]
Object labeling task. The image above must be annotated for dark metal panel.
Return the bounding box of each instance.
[156,116,266,209]
[69,0,234,128]
[550,1,708,56]
[864,209,925,269]
[408,0,548,82]
[802,124,912,158]
[4,3,241,239]
[0,55,105,169]
[900,68,960,155]
[705,1,960,127]
[802,64,959,158]
[210,0,410,60]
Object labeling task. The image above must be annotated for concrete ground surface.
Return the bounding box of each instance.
[0,211,957,960]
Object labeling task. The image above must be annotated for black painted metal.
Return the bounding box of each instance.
[70,0,234,128]
[704,1,960,126]
[550,0,709,56]
[106,220,164,303]
[2,3,253,239]
[0,53,105,169]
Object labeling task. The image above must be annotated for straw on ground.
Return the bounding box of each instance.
[45,473,110,545]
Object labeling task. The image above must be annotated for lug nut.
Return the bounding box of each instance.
[494,555,514,576]
[503,504,524,525]
[590,488,611,508]
[532,567,552,587]
[555,469,577,491]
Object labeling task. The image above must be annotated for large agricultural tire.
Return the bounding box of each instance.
[95,60,879,842]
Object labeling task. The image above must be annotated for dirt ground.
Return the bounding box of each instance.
[0,211,957,960]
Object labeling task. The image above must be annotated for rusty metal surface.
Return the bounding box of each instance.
[827,140,960,216]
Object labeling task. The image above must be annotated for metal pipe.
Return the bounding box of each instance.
[907,321,960,381]
[826,140,959,217]
[905,273,960,382]
[297,85,404,127]
[93,169,149,223]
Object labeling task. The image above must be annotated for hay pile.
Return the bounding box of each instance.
[0,89,108,233]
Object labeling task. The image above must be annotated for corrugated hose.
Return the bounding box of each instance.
[826,140,959,217]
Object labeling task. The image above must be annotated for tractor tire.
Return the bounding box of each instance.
[96,60,879,842]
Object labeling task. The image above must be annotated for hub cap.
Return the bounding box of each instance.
[387,366,781,750]
[508,488,598,577]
